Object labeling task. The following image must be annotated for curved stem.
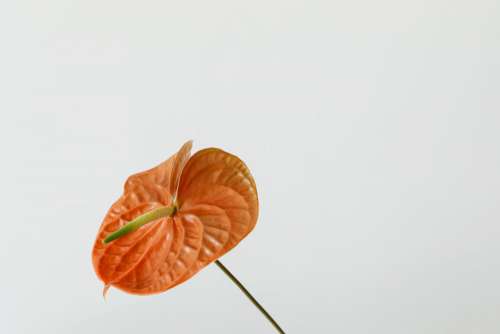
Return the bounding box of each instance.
[215,260,285,334]
[103,205,176,243]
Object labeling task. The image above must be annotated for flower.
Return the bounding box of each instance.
[92,141,259,295]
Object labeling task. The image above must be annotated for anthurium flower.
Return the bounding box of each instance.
[92,141,284,333]
[92,141,259,295]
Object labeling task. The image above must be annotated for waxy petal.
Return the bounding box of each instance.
[174,148,259,286]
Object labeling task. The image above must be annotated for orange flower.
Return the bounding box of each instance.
[92,141,259,295]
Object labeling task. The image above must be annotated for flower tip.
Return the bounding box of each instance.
[184,139,193,151]
[103,284,111,300]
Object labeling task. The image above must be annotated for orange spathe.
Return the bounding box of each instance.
[92,141,259,295]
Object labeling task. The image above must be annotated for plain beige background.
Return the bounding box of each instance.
[0,0,499,333]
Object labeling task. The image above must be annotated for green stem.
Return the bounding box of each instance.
[215,260,285,334]
[103,205,176,244]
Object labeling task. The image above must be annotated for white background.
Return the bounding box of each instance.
[1,0,499,333]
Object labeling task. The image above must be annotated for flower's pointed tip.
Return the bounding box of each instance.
[184,139,193,151]
[103,284,111,301]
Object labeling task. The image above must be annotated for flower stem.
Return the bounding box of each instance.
[103,205,176,244]
[214,260,285,334]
